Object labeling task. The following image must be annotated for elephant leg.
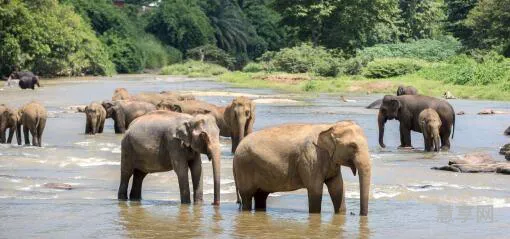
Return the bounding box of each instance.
[326,173,345,214]
[423,135,431,152]
[254,190,269,211]
[129,169,147,201]
[29,127,37,147]
[307,183,324,213]
[188,155,203,204]
[7,127,14,144]
[239,191,254,211]
[440,126,451,151]
[85,117,91,134]
[0,128,6,143]
[399,125,412,148]
[98,118,105,134]
[174,158,191,204]
[23,125,30,145]
[37,118,46,147]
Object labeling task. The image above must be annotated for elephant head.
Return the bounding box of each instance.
[420,110,442,152]
[225,97,255,153]
[112,88,130,101]
[316,121,371,216]
[102,101,125,133]
[81,103,105,134]
[378,95,401,148]
[175,114,221,205]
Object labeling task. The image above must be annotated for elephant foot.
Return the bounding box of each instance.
[211,200,220,206]
[440,146,450,151]
[398,145,414,149]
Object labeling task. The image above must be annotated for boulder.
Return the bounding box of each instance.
[432,152,510,175]
[456,111,465,115]
[500,144,510,155]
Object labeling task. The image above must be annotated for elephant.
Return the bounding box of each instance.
[19,101,47,147]
[118,111,221,205]
[0,104,21,145]
[157,96,255,153]
[101,100,156,134]
[111,88,195,105]
[10,71,40,90]
[78,102,106,135]
[396,85,418,96]
[366,85,418,109]
[419,108,442,152]
[233,121,371,216]
[378,95,455,150]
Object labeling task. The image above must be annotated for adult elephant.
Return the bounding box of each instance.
[10,71,41,90]
[378,95,455,150]
[101,100,156,134]
[78,102,106,135]
[119,111,221,205]
[158,96,255,153]
[366,85,418,109]
[233,121,371,215]
[111,88,195,105]
[19,101,47,147]
[0,104,21,145]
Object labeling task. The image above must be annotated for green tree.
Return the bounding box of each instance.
[240,0,287,51]
[146,0,215,53]
[398,0,445,40]
[464,0,510,55]
[444,0,478,40]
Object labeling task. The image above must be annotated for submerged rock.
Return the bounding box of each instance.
[432,152,510,174]
[456,111,465,115]
[43,183,73,190]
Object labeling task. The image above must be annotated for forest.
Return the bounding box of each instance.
[1,0,509,99]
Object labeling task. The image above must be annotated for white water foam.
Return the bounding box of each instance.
[204,185,236,195]
[60,157,119,167]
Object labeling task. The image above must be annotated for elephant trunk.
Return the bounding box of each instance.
[378,112,386,148]
[231,112,247,154]
[90,116,98,134]
[433,129,441,152]
[356,151,371,216]
[16,122,21,145]
[209,145,221,205]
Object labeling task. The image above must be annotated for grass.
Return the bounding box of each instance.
[218,71,510,101]
[160,60,228,77]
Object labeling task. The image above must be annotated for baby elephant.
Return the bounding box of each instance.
[0,104,21,145]
[419,108,442,152]
[234,121,371,216]
[78,102,106,135]
[19,101,47,147]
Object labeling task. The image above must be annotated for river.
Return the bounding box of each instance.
[0,75,509,238]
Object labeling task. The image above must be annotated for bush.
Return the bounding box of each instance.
[0,0,114,76]
[160,61,228,77]
[358,37,462,62]
[136,35,182,69]
[364,58,427,78]
[242,62,266,72]
[259,43,341,77]
[186,45,235,69]
[419,53,510,86]
[101,32,144,73]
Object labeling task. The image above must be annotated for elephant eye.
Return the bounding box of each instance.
[245,110,250,116]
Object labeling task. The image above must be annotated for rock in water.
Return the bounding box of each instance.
[500,144,510,155]
[432,152,510,174]
[456,111,465,115]
[505,126,510,135]
[43,183,73,190]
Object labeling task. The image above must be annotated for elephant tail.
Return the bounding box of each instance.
[233,161,240,204]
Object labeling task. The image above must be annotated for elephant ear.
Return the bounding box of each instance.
[175,121,192,148]
[224,103,234,127]
[390,99,400,110]
[316,127,336,159]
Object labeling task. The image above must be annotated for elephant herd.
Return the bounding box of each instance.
[0,84,461,217]
[3,71,41,90]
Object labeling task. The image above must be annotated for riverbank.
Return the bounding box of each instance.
[218,71,510,101]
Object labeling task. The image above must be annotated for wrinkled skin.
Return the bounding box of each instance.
[102,100,156,134]
[233,121,371,216]
[158,97,255,153]
[0,105,21,145]
[366,85,418,109]
[396,85,418,96]
[419,109,442,152]
[111,88,195,105]
[378,95,455,150]
[19,101,47,147]
[119,111,221,205]
[78,102,106,135]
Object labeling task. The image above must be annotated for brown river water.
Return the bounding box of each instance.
[0,75,509,238]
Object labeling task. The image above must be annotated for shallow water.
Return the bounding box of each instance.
[0,75,509,238]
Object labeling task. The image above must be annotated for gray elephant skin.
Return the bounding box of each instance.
[102,100,156,134]
[118,111,221,205]
[112,88,195,105]
[366,85,418,109]
[0,104,21,145]
[378,95,455,150]
[19,101,47,147]
[419,108,442,152]
[78,102,106,135]
[10,71,41,90]
[233,121,371,215]
[158,96,255,153]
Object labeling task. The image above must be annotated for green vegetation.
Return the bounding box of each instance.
[160,61,227,77]
[363,58,428,78]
